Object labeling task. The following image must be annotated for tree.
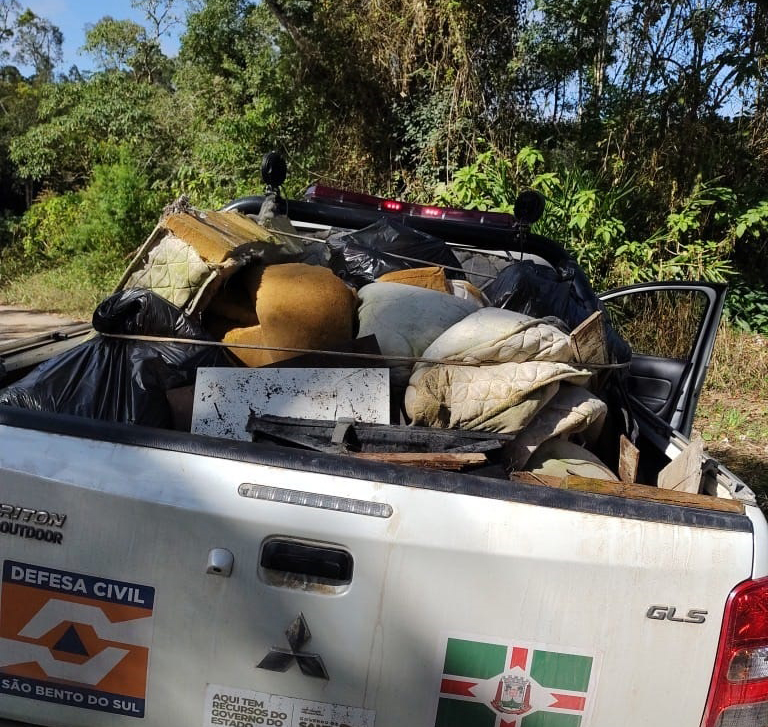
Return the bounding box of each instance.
[83,16,172,84]
[132,0,181,42]
[12,9,62,81]
[9,71,176,189]
[0,0,20,62]
[83,17,147,72]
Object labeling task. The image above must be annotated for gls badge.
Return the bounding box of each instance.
[646,605,708,624]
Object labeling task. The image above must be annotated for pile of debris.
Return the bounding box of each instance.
[0,199,638,483]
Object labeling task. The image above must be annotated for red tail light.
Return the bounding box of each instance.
[701,577,768,726]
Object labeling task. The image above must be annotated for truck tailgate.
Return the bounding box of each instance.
[0,417,754,727]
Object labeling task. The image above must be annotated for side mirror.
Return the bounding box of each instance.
[261,151,288,215]
[514,190,546,225]
[261,151,287,191]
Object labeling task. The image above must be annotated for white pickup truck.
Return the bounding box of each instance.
[0,184,766,727]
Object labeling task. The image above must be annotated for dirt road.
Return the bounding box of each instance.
[0,306,85,343]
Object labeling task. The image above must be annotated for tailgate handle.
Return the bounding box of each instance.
[260,540,353,584]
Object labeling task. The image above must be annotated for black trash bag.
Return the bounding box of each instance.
[485,259,638,469]
[0,289,232,427]
[327,218,466,288]
[483,260,632,363]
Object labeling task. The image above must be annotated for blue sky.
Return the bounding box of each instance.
[23,0,182,73]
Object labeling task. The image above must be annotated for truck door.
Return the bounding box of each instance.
[599,282,727,437]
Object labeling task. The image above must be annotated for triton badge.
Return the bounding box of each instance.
[256,613,328,680]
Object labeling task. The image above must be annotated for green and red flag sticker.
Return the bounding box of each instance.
[435,636,598,727]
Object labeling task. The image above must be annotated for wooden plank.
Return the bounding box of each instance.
[511,472,744,513]
[618,434,640,484]
[657,437,704,493]
[570,311,607,364]
[349,452,487,470]
[563,475,744,513]
[509,472,563,487]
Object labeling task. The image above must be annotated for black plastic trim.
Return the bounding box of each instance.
[0,407,752,533]
[261,540,353,584]
[222,195,573,268]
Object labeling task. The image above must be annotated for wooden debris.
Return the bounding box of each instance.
[619,435,640,484]
[657,436,704,493]
[570,311,607,365]
[509,472,563,488]
[510,471,743,514]
[350,452,488,470]
[247,414,516,454]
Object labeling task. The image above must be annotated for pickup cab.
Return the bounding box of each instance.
[0,185,766,727]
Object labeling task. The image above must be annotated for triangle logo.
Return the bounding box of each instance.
[52,624,90,656]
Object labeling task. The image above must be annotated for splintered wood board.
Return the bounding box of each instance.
[192,367,390,440]
[510,472,744,513]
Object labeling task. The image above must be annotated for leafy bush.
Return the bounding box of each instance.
[1,151,163,313]
[434,145,636,287]
[71,155,161,258]
[724,279,768,335]
[17,190,84,260]
[18,152,161,263]
[435,147,768,333]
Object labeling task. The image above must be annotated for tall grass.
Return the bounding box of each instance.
[706,324,768,394]
[696,324,768,502]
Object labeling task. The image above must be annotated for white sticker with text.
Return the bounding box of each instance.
[204,683,375,727]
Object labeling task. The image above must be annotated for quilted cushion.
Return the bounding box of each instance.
[414,307,573,367]
[525,439,619,481]
[405,307,593,433]
[504,384,608,469]
[405,360,591,433]
[357,281,480,387]
[357,282,479,359]
[125,234,210,308]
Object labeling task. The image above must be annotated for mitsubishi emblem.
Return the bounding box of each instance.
[256,613,329,680]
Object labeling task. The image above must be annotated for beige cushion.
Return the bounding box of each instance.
[406,361,591,433]
[222,325,271,368]
[504,384,608,469]
[525,439,619,481]
[246,263,358,365]
[377,266,452,294]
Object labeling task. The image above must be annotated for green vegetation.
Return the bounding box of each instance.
[1,0,767,332]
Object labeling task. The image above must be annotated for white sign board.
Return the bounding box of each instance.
[192,367,390,440]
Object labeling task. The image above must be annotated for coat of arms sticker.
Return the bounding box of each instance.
[435,635,599,727]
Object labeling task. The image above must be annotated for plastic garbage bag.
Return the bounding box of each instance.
[483,260,632,363]
[327,218,466,288]
[0,289,232,427]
